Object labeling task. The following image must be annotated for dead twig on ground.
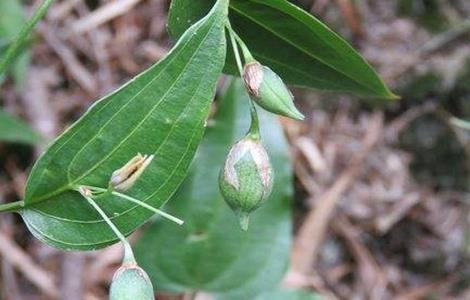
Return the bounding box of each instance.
[419,18,470,56]
[385,102,437,142]
[48,0,81,21]
[334,0,364,39]
[333,216,387,299]
[375,192,421,233]
[67,0,143,36]
[394,277,452,300]
[0,232,59,299]
[39,25,98,94]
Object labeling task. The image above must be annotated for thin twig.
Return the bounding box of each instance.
[334,0,364,39]
[48,0,81,21]
[385,102,437,142]
[419,18,470,55]
[67,0,143,36]
[395,277,453,300]
[39,25,98,94]
[0,233,59,298]
[333,216,387,299]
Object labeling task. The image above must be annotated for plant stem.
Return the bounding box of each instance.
[226,22,244,76]
[248,101,260,140]
[226,22,254,63]
[226,22,261,139]
[77,188,136,264]
[112,190,184,225]
[81,185,184,225]
[0,0,55,76]
[0,200,24,213]
[233,32,254,63]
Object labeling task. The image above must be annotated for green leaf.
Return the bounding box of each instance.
[135,79,293,299]
[0,0,31,85]
[0,0,24,41]
[18,0,228,251]
[168,0,396,100]
[254,289,323,300]
[0,109,40,144]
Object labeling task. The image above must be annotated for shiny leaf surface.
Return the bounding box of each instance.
[19,0,228,250]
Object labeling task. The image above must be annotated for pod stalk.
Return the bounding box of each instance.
[238,211,250,231]
[77,186,136,264]
[79,185,184,225]
[226,22,244,76]
[248,101,260,140]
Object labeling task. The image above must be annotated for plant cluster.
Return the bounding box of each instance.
[0,0,397,298]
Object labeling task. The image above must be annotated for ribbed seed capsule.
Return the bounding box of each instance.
[219,136,273,231]
[109,153,154,191]
[110,264,154,300]
[243,61,304,120]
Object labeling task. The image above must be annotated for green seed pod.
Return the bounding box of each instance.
[219,136,273,231]
[243,61,304,120]
[110,264,154,300]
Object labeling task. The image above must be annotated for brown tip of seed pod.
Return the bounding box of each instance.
[243,61,263,98]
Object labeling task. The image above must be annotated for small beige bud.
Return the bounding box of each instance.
[109,153,154,191]
[243,61,263,97]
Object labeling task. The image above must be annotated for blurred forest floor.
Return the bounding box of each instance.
[0,0,469,299]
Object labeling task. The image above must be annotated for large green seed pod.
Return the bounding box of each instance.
[243,61,304,120]
[110,264,154,300]
[219,136,273,231]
